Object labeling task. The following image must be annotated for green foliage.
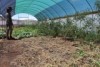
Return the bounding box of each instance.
[0,32,5,38]
[13,25,38,39]
[62,23,78,38]
[35,16,100,42]
[0,14,99,42]
[75,29,86,39]
[37,21,63,37]
[95,61,100,67]
[76,49,86,57]
[85,32,97,42]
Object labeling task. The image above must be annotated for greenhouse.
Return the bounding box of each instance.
[0,0,100,67]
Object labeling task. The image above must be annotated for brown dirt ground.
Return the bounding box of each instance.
[0,36,99,67]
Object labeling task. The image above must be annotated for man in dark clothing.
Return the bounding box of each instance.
[6,7,13,40]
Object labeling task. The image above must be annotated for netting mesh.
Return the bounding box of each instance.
[0,0,99,20]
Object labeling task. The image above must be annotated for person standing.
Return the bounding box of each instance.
[6,7,14,40]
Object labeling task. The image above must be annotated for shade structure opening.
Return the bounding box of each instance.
[12,13,38,21]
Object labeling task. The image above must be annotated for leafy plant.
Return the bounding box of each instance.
[76,49,86,57]
[13,25,38,39]
[95,61,100,67]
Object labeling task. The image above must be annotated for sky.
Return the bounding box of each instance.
[12,13,38,21]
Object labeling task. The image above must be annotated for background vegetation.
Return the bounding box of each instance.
[0,14,100,43]
[0,1,99,43]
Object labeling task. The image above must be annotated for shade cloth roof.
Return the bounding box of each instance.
[0,0,99,21]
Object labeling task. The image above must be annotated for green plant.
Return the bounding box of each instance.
[0,32,5,38]
[76,49,86,57]
[95,61,100,67]
[62,18,78,38]
[85,32,97,42]
[13,25,38,39]
[37,21,63,37]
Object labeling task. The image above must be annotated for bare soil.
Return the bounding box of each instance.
[0,36,100,67]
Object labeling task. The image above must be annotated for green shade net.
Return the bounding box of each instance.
[15,0,100,20]
[0,0,99,20]
[15,0,62,16]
